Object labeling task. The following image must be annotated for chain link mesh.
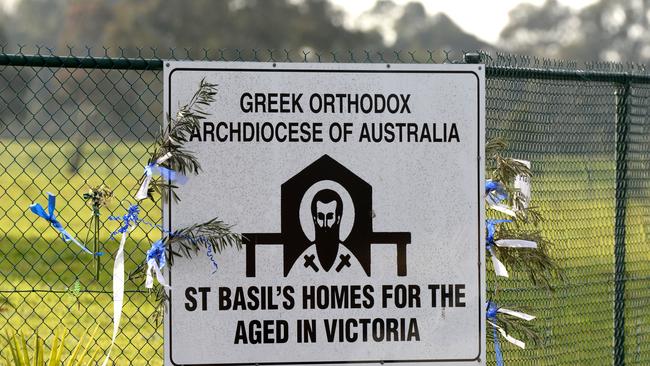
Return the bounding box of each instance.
[1,47,649,365]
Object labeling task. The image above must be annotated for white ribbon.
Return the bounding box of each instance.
[490,249,509,277]
[101,225,130,366]
[495,239,538,249]
[146,258,171,289]
[488,321,526,349]
[487,305,534,350]
[135,152,173,201]
[498,307,536,321]
[489,240,538,277]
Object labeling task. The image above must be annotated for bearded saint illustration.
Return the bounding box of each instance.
[291,188,361,273]
[242,154,410,278]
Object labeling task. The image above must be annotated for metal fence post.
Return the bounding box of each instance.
[614,81,630,366]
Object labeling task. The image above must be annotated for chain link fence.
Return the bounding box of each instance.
[1,47,649,365]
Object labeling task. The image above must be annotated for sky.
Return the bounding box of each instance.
[0,0,599,44]
[329,0,599,43]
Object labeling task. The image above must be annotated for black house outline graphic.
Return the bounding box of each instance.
[243,155,411,277]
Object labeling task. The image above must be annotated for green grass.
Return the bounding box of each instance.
[1,139,649,365]
[486,156,650,365]
[0,138,162,365]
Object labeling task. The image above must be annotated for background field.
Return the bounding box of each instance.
[1,136,649,365]
[0,138,163,365]
[1,57,650,366]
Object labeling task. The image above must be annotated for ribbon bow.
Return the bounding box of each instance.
[486,301,504,366]
[135,153,187,201]
[486,300,535,366]
[485,180,505,199]
[485,180,516,217]
[486,219,511,277]
[486,219,537,277]
[29,192,98,255]
[146,239,170,289]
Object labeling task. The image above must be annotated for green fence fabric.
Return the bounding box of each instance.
[488,74,616,365]
[486,58,650,365]
[0,52,163,366]
[1,49,649,365]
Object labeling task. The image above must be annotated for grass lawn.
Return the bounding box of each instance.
[0,138,162,365]
[1,138,649,365]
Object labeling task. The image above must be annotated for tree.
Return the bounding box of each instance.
[569,0,650,62]
[103,0,382,58]
[5,0,68,49]
[359,1,495,57]
[394,2,491,51]
[0,8,8,127]
[60,0,114,49]
[499,0,576,59]
[0,6,32,131]
[499,0,650,63]
[0,8,7,45]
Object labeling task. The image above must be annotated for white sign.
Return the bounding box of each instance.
[164,62,485,366]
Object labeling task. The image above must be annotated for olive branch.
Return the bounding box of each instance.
[148,78,217,202]
[131,79,242,323]
[486,138,563,347]
[487,138,563,290]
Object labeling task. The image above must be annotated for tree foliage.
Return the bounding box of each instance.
[0,9,6,45]
[103,0,383,56]
[499,0,650,63]
[485,138,563,347]
[3,0,649,63]
[3,0,493,57]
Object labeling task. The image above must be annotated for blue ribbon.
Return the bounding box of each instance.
[487,301,504,366]
[206,243,218,274]
[180,235,218,274]
[145,163,188,185]
[29,193,69,240]
[108,204,167,239]
[145,239,170,289]
[486,219,512,251]
[168,233,218,274]
[108,204,140,238]
[110,207,216,275]
[146,239,166,268]
[29,193,99,255]
[485,180,499,194]
[485,180,508,205]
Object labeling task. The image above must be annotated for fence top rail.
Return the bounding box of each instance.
[2,51,650,84]
[486,65,650,84]
[0,52,162,70]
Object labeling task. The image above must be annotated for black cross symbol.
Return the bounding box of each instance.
[335,254,351,272]
[304,254,318,272]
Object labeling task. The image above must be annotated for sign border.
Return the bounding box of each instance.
[165,63,485,366]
